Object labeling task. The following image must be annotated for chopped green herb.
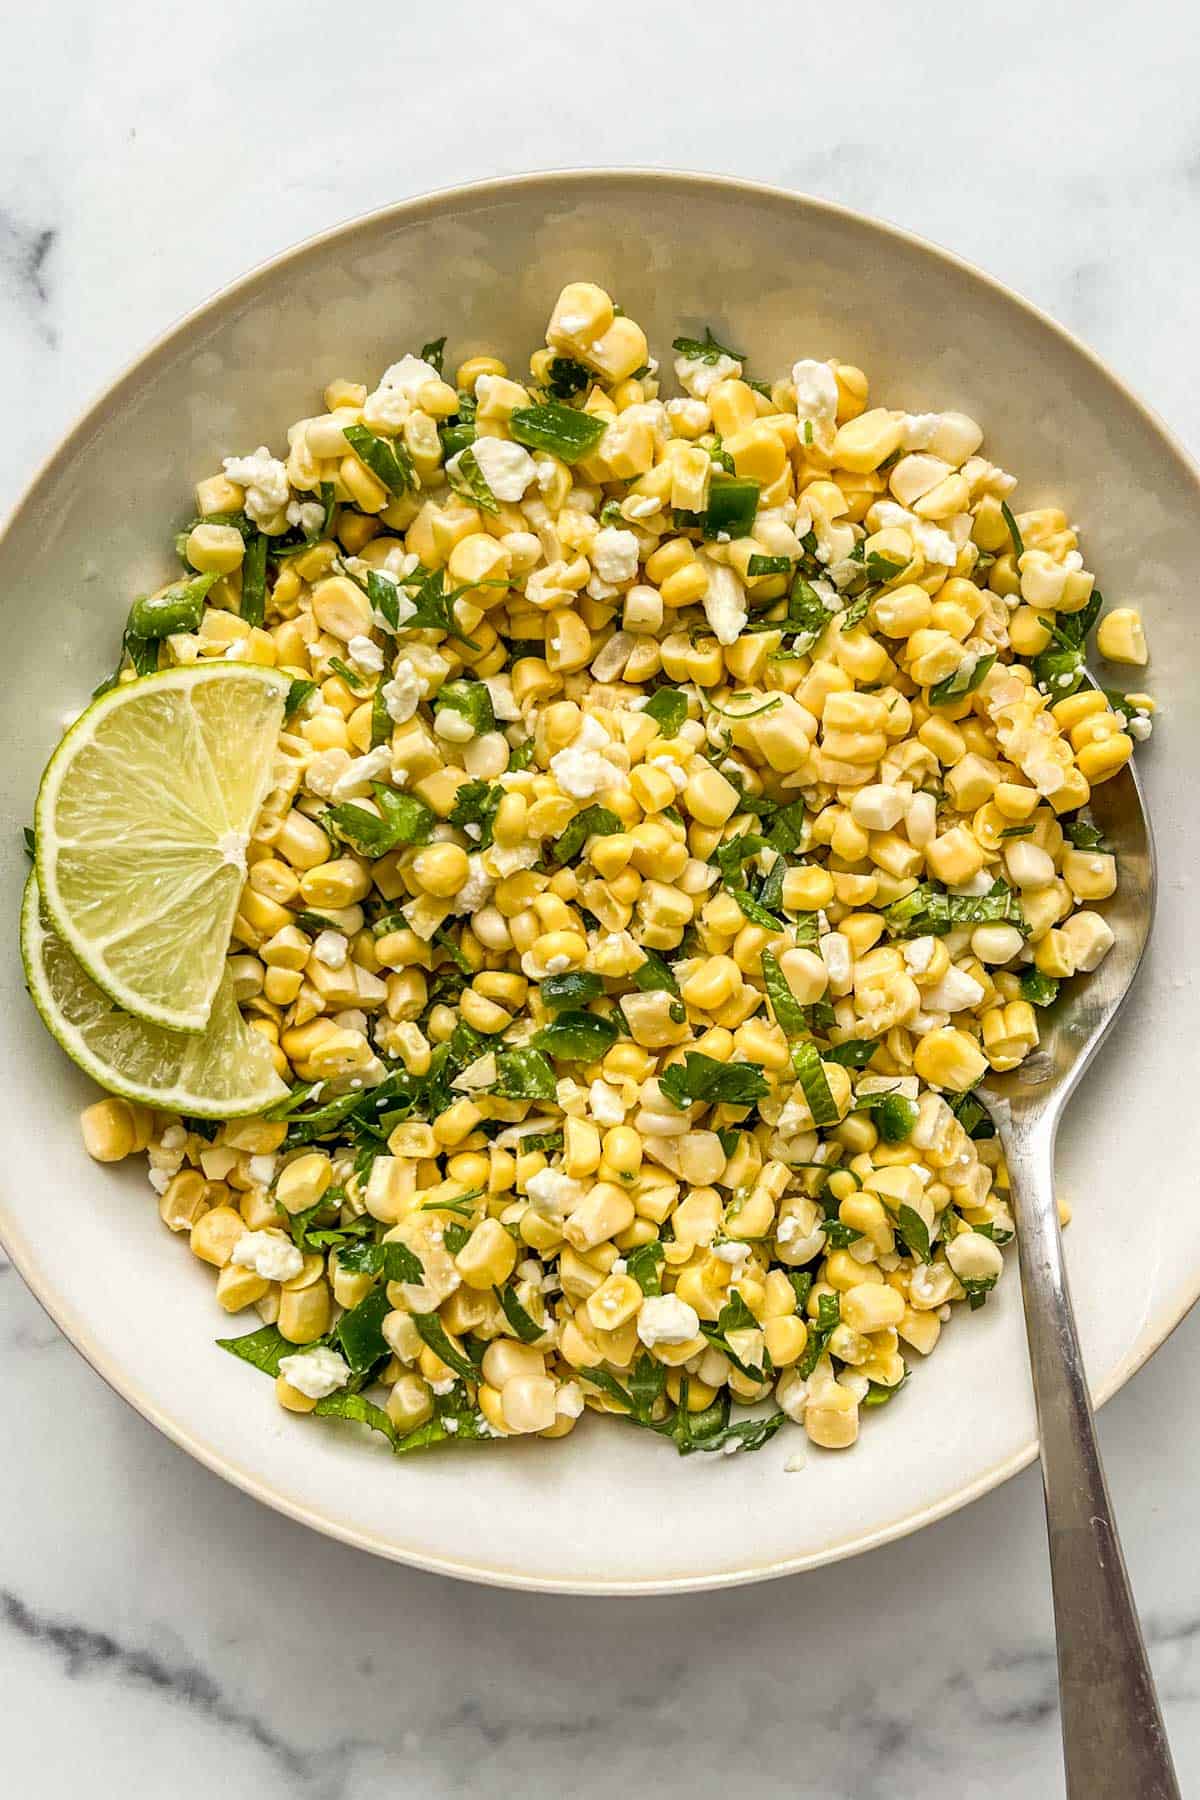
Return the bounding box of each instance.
[884,879,1026,939]
[1001,500,1024,559]
[216,1324,294,1377]
[894,1204,932,1263]
[494,1284,549,1344]
[446,445,500,515]
[790,1038,839,1127]
[545,356,592,399]
[436,677,495,735]
[728,887,784,930]
[659,1052,769,1111]
[671,326,745,364]
[313,1390,399,1447]
[747,554,793,576]
[625,1241,664,1296]
[763,799,807,856]
[533,1010,619,1062]
[824,1038,879,1069]
[999,823,1034,838]
[324,784,435,858]
[1063,818,1106,852]
[928,652,997,708]
[448,778,503,848]
[552,803,622,864]
[761,949,806,1040]
[284,677,317,719]
[797,1292,840,1378]
[632,947,680,996]
[240,530,268,627]
[420,336,446,373]
[642,688,689,736]
[342,423,416,497]
[1020,969,1060,1008]
[328,656,365,691]
[489,1047,557,1101]
[412,1312,479,1383]
[540,970,604,1012]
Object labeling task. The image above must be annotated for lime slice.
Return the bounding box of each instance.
[35,663,289,1032]
[22,874,288,1117]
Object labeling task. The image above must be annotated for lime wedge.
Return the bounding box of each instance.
[22,874,288,1117]
[35,663,289,1032]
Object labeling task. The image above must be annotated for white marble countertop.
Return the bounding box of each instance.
[5,2,1200,1794]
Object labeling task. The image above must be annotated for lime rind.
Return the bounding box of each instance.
[21,873,288,1118]
[35,663,289,1033]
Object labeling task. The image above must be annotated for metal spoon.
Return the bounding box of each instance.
[978,757,1179,1798]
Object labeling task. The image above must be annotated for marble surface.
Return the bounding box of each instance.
[4,1,1200,1793]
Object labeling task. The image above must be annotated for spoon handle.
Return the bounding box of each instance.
[1001,1114,1180,1799]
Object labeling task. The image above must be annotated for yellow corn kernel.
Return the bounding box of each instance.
[912,1027,989,1091]
[454,1217,519,1290]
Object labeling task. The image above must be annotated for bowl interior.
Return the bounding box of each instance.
[2,172,1198,1592]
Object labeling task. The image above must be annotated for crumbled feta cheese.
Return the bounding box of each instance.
[712,1241,751,1269]
[450,854,495,916]
[231,1231,304,1284]
[286,498,326,536]
[543,953,572,976]
[903,936,937,976]
[247,1153,277,1187]
[700,557,748,645]
[649,755,689,791]
[330,745,392,802]
[636,1294,701,1349]
[469,435,537,503]
[591,527,639,586]
[666,395,711,435]
[278,1346,351,1399]
[674,352,741,399]
[160,1124,187,1151]
[347,634,384,675]
[791,358,839,450]
[313,930,348,969]
[382,659,422,723]
[921,965,986,1013]
[526,1168,584,1213]
[361,385,410,432]
[551,743,624,799]
[874,500,958,567]
[379,354,441,398]
[148,1168,170,1196]
[222,447,290,527]
[588,1080,626,1127]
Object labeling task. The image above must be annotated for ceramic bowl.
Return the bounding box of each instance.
[2,171,1197,1593]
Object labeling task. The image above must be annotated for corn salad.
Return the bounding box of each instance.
[78,283,1153,1460]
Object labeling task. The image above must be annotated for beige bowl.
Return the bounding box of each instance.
[2,172,1197,1593]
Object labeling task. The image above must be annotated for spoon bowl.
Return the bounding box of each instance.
[979,755,1176,1797]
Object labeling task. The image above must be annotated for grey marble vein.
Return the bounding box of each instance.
[0,211,56,343]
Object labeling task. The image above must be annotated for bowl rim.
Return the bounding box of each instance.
[3,165,1199,1595]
